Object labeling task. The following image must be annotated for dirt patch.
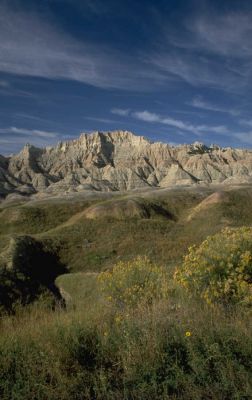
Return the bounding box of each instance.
[187,191,229,221]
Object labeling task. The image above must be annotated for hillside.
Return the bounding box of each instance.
[1,145,252,398]
[1,131,252,198]
[0,181,252,399]
[1,184,252,310]
[0,184,251,399]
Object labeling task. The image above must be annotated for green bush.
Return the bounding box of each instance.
[98,256,169,309]
[175,227,252,306]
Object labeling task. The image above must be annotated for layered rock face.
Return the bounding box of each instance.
[1,130,252,197]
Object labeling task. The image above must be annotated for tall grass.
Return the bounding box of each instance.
[0,285,251,400]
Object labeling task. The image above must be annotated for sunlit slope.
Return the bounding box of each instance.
[1,186,252,275]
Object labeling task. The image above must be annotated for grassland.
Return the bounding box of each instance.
[0,277,251,399]
[0,185,252,399]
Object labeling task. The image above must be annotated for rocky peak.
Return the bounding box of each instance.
[1,130,252,197]
[189,142,211,154]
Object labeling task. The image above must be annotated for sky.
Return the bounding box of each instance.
[1,0,252,154]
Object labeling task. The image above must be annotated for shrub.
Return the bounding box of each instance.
[174,227,252,306]
[98,256,168,309]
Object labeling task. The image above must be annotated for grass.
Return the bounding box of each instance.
[49,187,252,271]
[56,272,99,309]
[0,281,251,400]
[0,186,252,398]
[2,186,252,308]
[0,200,93,235]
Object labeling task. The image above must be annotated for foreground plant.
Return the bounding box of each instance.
[98,256,169,309]
[174,227,252,307]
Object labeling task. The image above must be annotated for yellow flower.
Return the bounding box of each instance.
[115,315,122,324]
[103,331,108,337]
[185,331,191,337]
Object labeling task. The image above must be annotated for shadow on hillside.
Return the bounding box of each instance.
[0,236,67,313]
[149,202,177,221]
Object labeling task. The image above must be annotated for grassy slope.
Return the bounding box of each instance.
[0,186,252,399]
[0,200,94,235]
[56,272,99,309]
[39,186,252,273]
[2,186,252,313]
[1,185,252,310]
[2,186,252,275]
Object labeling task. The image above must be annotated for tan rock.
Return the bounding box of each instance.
[1,130,252,196]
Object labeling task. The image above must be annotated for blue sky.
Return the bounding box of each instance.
[1,0,252,154]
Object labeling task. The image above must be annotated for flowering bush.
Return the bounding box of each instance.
[174,227,252,306]
[98,256,168,308]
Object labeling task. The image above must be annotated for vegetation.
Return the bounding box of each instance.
[0,236,65,313]
[0,269,251,399]
[98,256,168,308]
[175,227,252,307]
[0,201,92,235]
[0,186,252,399]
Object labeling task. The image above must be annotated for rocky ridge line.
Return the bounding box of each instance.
[1,130,252,198]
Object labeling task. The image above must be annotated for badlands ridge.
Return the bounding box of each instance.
[1,130,252,198]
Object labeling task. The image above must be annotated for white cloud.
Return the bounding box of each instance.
[239,119,252,128]
[132,110,229,136]
[111,108,130,116]
[14,113,52,123]
[131,109,252,146]
[150,52,243,92]
[0,126,59,138]
[190,97,240,116]
[191,13,252,58]
[150,9,252,92]
[85,116,118,124]
[202,125,229,134]
[1,3,252,95]
[232,132,252,145]
[133,111,159,122]
[0,126,63,154]
[0,4,167,91]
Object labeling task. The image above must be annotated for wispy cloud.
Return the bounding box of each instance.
[0,4,166,91]
[111,108,130,116]
[132,110,229,135]
[0,80,9,88]
[122,108,252,146]
[190,13,252,58]
[0,84,38,99]
[232,132,252,145]
[150,51,244,92]
[0,126,59,138]
[149,8,252,92]
[238,119,252,128]
[133,111,160,122]
[189,96,240,116]
[85,116,118,124]
[1,3,252,96]
[14,113,53,123]
[0,126,61,154]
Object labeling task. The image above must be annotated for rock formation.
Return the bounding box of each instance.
[1,130,252,197]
